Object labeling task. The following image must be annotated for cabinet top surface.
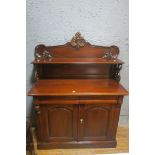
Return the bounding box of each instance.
[28,79,128,96]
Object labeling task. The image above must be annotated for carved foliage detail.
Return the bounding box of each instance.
[113,64,122,82]
[102,49,118,60]
[35,50,52,61]
[102,51,113,59]
[70,32,86,49]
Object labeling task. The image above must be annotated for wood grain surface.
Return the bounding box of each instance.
[28,79,128,96]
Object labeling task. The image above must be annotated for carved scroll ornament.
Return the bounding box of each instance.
[70,32,86,49]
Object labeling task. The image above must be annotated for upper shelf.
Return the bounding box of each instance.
[32,58,124,64]
[33,32,125,65]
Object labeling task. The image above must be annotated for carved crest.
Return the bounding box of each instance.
[70,32,86,49]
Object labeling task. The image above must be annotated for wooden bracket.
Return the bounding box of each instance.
[34,65,39,81]
[113,64,122,82]
[34,105,40,114]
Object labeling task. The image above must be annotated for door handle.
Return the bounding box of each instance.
[80,118,84,124]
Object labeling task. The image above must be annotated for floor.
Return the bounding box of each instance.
[33,126,128,155]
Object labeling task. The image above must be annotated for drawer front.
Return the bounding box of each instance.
[34,96,119,105]
[79,96,118,105]
[34,96,79,105]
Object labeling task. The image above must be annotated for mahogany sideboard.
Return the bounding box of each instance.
[28,32,128,149]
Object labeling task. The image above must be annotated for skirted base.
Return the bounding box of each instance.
[37,140,117,149]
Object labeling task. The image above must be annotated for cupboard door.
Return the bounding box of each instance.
[78,104,111,141]
[38,104,78,142]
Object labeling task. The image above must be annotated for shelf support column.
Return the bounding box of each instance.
[34,64,39,81]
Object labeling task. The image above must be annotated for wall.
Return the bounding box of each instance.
[26,0,129,125]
